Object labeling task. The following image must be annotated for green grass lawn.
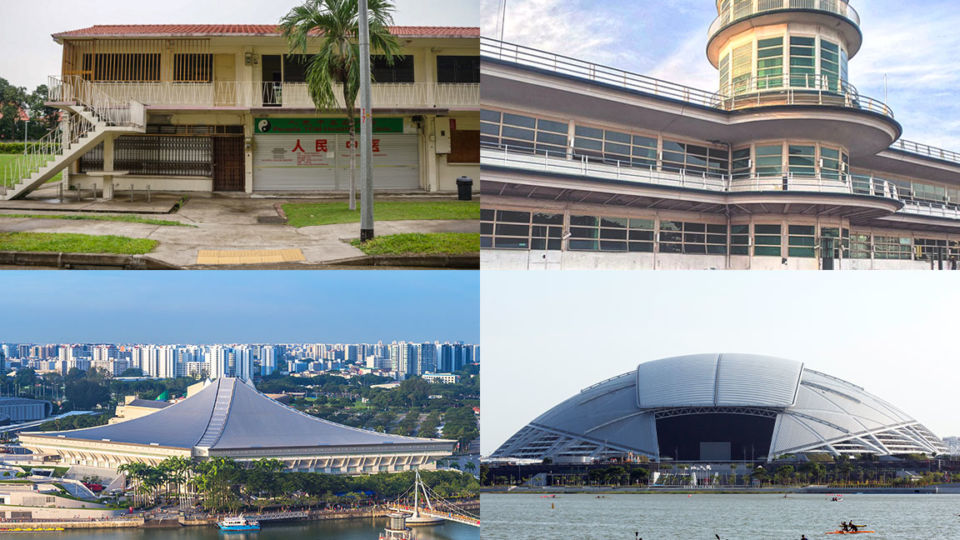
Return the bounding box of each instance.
[283,201,480,228]
[350,233,479,255]
[0,213,194,227]
[0,232,157,254]
[0,153,63,186]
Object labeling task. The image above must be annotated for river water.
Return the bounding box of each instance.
[19,518,479,540]
[481,493,960,539]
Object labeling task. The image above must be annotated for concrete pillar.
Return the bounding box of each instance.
[244,114,254,193]
[425,115,438,192]
[102,136,115,200]
[59,114,71,188]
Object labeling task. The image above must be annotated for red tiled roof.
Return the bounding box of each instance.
[52,24,479,40]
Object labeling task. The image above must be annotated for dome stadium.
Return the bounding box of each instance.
[492,354,946,463]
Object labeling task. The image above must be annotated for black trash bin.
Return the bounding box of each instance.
[456,176,473,201]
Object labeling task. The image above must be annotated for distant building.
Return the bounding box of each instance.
[109,396,170,424]
[944,436,960,455]
[0,397,52,422]
[423,373,461,384]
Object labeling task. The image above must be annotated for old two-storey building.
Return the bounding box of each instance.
[481,1,960,270]
[1,24,479,200]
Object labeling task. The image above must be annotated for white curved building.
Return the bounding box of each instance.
[482,1,960,270]
[493,354,946,462]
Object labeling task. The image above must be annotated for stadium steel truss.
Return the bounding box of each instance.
[493,354,946,462]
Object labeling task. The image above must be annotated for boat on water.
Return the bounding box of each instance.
[217,516,261,532]
[825,530,875,535]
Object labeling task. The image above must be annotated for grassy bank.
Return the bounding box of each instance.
[0,232,157,254]
[0,214,193,227]
[351,233,479,255]
[0,154,62,186]
[283,201,480,228]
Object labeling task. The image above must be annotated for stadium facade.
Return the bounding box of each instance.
[481,1,960,270]
[19,378,456,474]
[492,354,946,463]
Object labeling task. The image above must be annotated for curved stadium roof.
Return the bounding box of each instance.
[24,378,454,456]
[493,353,946,462]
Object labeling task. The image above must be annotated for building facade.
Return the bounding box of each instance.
[493,354,947,463]
[3,24,479,200]
[481,1,960,270]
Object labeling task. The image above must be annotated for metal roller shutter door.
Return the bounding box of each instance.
[253,134,419,191]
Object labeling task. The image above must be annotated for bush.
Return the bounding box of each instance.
[0,143,28,154]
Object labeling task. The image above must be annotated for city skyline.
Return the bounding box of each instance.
[0,271,480,343]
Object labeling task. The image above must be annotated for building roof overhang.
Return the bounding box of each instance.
[52,25,480,44]
[482,59,902,158]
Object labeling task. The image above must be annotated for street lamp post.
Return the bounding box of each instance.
[358,0,375,241]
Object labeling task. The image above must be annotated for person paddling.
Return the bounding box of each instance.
[848,521,859,532]
[840,521,849,532]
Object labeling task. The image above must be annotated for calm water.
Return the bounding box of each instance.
[482,493,960,539]
[20,518,479,540]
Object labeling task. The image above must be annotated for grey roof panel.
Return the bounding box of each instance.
[636,353,718,408]
[27,378,452,452]
[716,353,802,407]
[210,379,439,449]
[23,381,220,448]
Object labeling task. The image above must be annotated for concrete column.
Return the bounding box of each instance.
[244,114,254,193]
[425,115,439,192]
[59,114,71,188]
[102,135,115,200]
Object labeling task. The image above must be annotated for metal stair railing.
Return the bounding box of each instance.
[1,112,97,194]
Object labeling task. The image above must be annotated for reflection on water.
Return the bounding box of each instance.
[19,518,479,540]
[482,493,960,540]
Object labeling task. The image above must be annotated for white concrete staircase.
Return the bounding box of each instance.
[1,78,146,201]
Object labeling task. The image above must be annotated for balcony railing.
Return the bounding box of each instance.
[709,0,861,38]
[721,74,893,118]
[50,75,478,110]
[482,144,897,200]
[481,38,894,120]
[891,139,960,166]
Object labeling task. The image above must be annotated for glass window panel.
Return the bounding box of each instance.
[503,113,536,128]
[575,125,603,139]
[570,215,598,227]
[533,213,563,225]
[538,119,568,133]
[496,210,530,223]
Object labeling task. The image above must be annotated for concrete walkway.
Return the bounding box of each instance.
[0,196,478,268]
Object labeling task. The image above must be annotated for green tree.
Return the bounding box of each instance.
[280,0,401,208]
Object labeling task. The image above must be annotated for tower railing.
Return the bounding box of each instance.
[891,139,960,166]
[482,38,894,120]
[709,0,860,38]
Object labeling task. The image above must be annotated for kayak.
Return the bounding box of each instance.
[825,531,875,535]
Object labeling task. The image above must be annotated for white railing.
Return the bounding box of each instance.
[0,113,97,192]
[482,37,725,109]
[482,144,899,201]
[51,76,143,128]
[263,81,478,109]
[481,38,893,120]
[710,0,860,37]
[891,139,960,166]
[51,77,477,110]
[899,200,960,220]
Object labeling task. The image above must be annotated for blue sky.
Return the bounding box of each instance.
[482,0,960,151]
[0,0,479,90]
[481,271,960,455]
[0,271,479,344]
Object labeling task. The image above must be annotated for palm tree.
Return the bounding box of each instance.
[280,0,402,210]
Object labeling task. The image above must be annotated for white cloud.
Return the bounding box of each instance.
[480,0,626,65]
